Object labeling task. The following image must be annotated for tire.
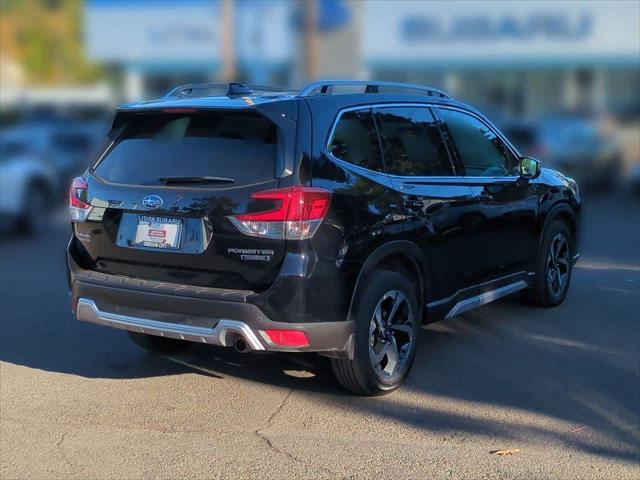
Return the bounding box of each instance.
[128,332,191,355]
[331,270,420,395]
[521,220,574,307]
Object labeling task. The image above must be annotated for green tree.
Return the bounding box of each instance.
[1,0,103,85]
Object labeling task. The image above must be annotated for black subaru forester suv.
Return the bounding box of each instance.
[67,81,580,395]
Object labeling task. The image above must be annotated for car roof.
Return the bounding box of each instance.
[117,81,476,115]
[118,94,296,112]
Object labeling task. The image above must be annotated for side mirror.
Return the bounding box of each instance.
[519,156,541,179]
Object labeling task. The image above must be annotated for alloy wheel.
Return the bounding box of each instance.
[368,290,415,379]
[547,233,571,297]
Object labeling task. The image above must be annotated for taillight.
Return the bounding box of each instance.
[229,186,331,240]
[68,177,92,222]
[263,329,310,347]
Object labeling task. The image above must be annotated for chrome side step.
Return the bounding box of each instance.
[444,280,528,319]
[76,298,265,350]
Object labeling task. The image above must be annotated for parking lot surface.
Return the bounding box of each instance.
[1,193,638,479]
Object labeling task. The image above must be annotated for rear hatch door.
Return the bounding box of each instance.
[74,107,292,291]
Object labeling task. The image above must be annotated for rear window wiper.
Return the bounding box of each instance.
[158,176,235,185]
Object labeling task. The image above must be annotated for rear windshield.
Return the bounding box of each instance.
[94,111,278,186]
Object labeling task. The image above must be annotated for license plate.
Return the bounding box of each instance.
[134,216,182,250]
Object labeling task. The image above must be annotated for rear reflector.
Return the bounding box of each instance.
[69,177,92,222]
[263,329,310,347]
[229,186,331,240]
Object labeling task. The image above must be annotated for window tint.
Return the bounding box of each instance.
[94,111,278,186]
[373,106,453,176]
[437,108,517,177]
[329,109,383,171]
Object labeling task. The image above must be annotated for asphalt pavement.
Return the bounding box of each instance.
[1,193,638,479]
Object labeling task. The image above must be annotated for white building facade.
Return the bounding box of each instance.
[85,0,639,117]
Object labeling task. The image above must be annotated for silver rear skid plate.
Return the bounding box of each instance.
[75,298,265,350]
[445,280,528,319]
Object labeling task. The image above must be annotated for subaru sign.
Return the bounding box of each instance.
[363,0,640,65]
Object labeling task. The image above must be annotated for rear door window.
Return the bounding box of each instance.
[328,109,384,172]
[94,111,278,186]
[373,106,453,176]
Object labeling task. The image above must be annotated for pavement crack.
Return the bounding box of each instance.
[55,430,76,472]
[254,387,338,477]
[254,429,299,465]
[55,431,67,447]
[255,386,294,446]
[266,387,294,427]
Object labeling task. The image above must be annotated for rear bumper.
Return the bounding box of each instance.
[69,257,354,357]
[77,298,267,350]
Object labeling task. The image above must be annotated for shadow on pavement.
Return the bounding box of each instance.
[1,193,638,464]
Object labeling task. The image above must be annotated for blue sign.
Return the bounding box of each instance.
[318,0,351,32]
[402,13,593,42]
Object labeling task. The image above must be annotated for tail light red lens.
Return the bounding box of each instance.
[69,177,91,221]
[263,329,310,347]
[230,186,331,239]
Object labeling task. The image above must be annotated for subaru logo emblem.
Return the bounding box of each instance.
[142,195,163,209]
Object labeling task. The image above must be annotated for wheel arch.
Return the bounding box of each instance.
[347,241,430,323]
[540,202,578,248]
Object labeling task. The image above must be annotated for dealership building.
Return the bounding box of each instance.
[85,0,639,118]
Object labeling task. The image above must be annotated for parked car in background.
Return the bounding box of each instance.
[0,121,107,200]
[44,122,108,194]
[0,130,58,234]
[500,115,622,190]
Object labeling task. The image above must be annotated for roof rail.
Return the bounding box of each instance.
[164,83,293,99]
[298,80,450,99]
